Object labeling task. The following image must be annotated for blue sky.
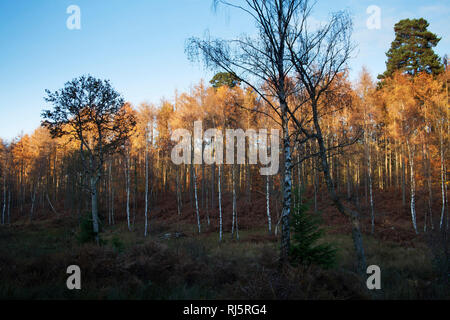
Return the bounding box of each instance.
[0,0,448,141]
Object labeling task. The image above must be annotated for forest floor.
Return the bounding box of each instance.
[0,189,448,300]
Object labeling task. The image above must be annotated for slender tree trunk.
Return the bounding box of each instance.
[205,185,210,227]
[364,161,368,207]
[297,150,302,206]
[218,164,223,242]
[280,112,293,264]
[19,163,23,215]
[395,145,400,191]
[445,162,449,231]
[30,184,36,221]
[312,101,366,276]
[110,159,115,225]
[347,158,352,200]
[423,140,434,231]
[133,157,137,227]
[231,163,239,239]
[176,166,181,216]
[406,140,418,234]
[402,146,407,207]
[2,173,5,225]
[90,176,100,245]
[266,174,272,234]
[367,140,375,234]
[440,126,446,229]
[355,163,360,209]
[211,163,215,211]
[108,160,112,225]
[7,189,10,224]
[125,154,131,231]
[189,154,194,209]
[385,135,389,189]
[144,130,149,237]
[314,163,318,214]
[193,166,201,234]
[46,192,58,215]
[202,154,205,209]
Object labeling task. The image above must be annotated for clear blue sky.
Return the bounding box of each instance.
[0,0,448,141]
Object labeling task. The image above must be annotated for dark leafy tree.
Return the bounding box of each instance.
[379,18,443,79]
[41,75,136,244]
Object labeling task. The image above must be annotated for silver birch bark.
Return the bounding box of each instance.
[231,163,239,239]
[7,189,10,224]
[176,166,181,216]
[108,160,112,225]
[218,164,223,242]
[206,185,210,227]
[2,173,5,225]
[424,141,434,231]
[125,154,131,231]
[193,166,201,234]
[440,126,446,229]
[266,174,272,234]
[144,128,149,237]
[401,146,406,207]
[367,139,375,234]
[280,116,293,263]
[407,140,418,234]
[90,176,100,244]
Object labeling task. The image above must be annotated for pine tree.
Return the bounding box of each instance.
[289,191,337,269]
[209,72,240,88]
[379,18,443,79]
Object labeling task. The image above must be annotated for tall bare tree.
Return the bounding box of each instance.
[285,1,367,274]
[187,0,296,264]
[187,0,367,273]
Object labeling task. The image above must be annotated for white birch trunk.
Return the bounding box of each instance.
[90,176,100,245]
[7,190,10,224]
[218,164,223,242]
[108,161,112,225]
[231,164,238,239]
[125,154,131,231]
[144,128,149,237]
[407,141,418,234]
[176,166,182,216]
[280,122,293,263]
[2,173,5,225]
[367,141,375,234]
[266,174,272,234]
[193,166,201,234]
[206,186,210,227]
[440,126,446,230]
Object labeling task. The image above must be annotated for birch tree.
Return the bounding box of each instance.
[123,147,132,231]
[187,0,296,264]
[356,68,376,234]
[285,1,367,274]
[383,73,421,234]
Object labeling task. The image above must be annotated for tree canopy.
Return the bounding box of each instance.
[209,72,241,88]
[379,18,443,79]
